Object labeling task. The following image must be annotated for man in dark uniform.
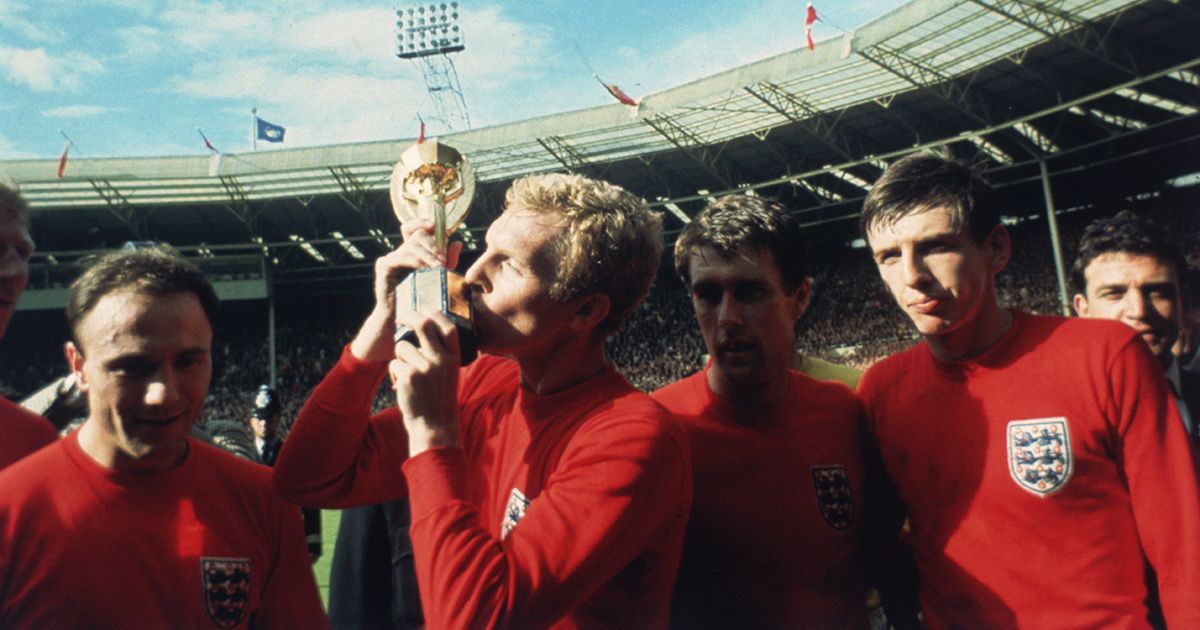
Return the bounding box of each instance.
[248,384,323,562]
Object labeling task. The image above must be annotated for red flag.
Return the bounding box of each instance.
[805,3,818,51]
[56,140,71,178]
[417,116,425,144]
[197,128,219,153]
[604,82,639,107]
[593,75,638,107]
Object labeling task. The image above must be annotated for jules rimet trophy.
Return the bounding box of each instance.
[389,139,478,364]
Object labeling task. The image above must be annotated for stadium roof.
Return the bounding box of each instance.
[2,0,1197,287]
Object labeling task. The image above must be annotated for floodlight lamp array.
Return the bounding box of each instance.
[396,2,465,58]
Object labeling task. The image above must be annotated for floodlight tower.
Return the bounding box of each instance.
[396,2,471,132]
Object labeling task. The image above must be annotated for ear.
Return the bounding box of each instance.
[64,341,89,392]
[570,294,612,333]
[983,225,1011,274]
[1072,293,1089,317]
[789,276,812,321]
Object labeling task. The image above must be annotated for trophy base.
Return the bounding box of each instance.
[394,267,478,365]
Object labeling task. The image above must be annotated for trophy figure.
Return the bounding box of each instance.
[389,139,478,365]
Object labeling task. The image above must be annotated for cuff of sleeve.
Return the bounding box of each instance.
[402,447,471,522]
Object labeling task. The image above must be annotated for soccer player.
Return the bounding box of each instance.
[1071,210,1198,433]
[857,152,1200,627]
[0,183,56,469]
[273,173,691,628]
[653,194,871,628]
[0,246,327,628]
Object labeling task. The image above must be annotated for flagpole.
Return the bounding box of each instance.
[252,107,257,152]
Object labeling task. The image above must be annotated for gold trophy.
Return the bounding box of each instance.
[389,139,478,364]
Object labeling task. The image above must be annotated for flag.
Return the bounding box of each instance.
[56,140,71,178]
[805,3,818,51]
[198,128,219,153]
[256,117,286,143]
[600,79,639,107]
[417,116,426,144]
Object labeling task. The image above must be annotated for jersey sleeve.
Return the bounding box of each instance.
[1108,337,1200,627]
[256,495,330,629]
[273,345,412,508]
[401,413,691,628]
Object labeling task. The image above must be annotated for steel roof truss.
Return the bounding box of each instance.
[969,0,1138,77]
[642,114,732,189]
[88,179,144,240]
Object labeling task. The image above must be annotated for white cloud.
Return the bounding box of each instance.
[41,105,120,118]
[0,46,104,92]
[0,0,63,44]
[0,132,39,159]
[114,25,165,59]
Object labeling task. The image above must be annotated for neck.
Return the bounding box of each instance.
[928,305,1013,362]
[516,335,610,396]
[708,367,790,409]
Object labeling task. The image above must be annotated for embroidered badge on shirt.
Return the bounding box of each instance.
[1007,417,1073,497]
[811,465,853,530]
[501,487,529,540]
[201,557,251,628]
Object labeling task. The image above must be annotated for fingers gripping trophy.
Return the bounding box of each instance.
[389,139,478,364]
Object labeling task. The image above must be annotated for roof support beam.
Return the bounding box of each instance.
[218,175,260,237]
[744,81,862,164]
[537,136,589,173]
[968,0,1139,76]
[642,113,733,189]
[329,166,390,235]
[858,43,994,128]
[88,179,144,239]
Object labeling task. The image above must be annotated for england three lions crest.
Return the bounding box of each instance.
[500,488,529,540]
[811,466,853,530]
[1007,418,1073,497]
[201,557,251,628]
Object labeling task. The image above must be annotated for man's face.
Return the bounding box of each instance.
[1074,252,1182,368]
[867,205,1007,339]
[463,208,578,358]
[68,289,213,470]
[249,413,280,440]
[0,215,33,338]
[687,246,806,398]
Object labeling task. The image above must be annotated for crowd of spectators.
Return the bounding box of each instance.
[2,200,1192,419]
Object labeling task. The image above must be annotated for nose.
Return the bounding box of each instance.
[143,371,179,408]
[0,247,28,282]
[463,256,490,293]
[717,292,744,328]
[1121,290,1149,321]
[901,252,930,288]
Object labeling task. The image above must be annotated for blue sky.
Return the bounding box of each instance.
[0,0,890,160]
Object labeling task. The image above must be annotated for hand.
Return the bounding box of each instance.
[390,307,462,456]
[349,221,462,363]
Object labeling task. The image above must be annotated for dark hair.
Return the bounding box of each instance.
[0,182,31,226]
[67,245,219,346]
[674,194,807,291]
[1070,210,1188,299]
[860,151,1000,245]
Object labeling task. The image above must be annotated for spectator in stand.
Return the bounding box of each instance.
[653,194,877,628]
[858,152,1200,627]
[0,246,327,627]
[273,173,691,628]
[1071,210,1199,438]
[248,383,323,563]
[0,184,55,469]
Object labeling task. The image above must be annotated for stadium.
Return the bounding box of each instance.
[1,0,1198,415]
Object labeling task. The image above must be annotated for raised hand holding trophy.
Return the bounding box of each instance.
[389,139,478,365]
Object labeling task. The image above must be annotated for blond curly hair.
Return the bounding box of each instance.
[504,173,662,336]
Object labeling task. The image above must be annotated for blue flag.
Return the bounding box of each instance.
[256,117,285,143]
